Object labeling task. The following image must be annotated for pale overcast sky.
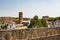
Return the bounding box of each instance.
[0,0,60,18]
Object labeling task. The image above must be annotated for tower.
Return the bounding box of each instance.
[19,12,23,24]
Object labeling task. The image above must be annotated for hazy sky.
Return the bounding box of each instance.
[0,0,60,18]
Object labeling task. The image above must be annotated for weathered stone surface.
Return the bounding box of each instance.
[28,35,60,40]
[0,27,60,40]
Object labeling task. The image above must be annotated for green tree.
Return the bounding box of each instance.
[0,20,8,29]
[33,15,38,20]
[41,19,48,27]
[1,24,8,29]
[48,17,56,21]
[56,17,60,19]
[28,15,43,28]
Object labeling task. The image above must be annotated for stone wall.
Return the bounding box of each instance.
[0,27,60,40]
[29,35,60,40]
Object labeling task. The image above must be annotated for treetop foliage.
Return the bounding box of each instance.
[28,15,48,28]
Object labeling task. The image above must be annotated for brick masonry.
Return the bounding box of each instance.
[0,27,60,40]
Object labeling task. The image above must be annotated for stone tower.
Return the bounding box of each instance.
[19,12,23,24]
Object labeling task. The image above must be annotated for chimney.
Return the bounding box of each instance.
[19,12,23,24]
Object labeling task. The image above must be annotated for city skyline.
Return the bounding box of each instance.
[0,0,60,18]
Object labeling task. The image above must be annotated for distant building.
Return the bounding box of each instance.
[22,18,30,26]
[7,21,16,29]
[47,19,60,28]
[19,12,23,24]
[0,12,30,29]
[42,16,60,28]
[47,20,54,28]
[16,12,30,28]
[42,16,49,20]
